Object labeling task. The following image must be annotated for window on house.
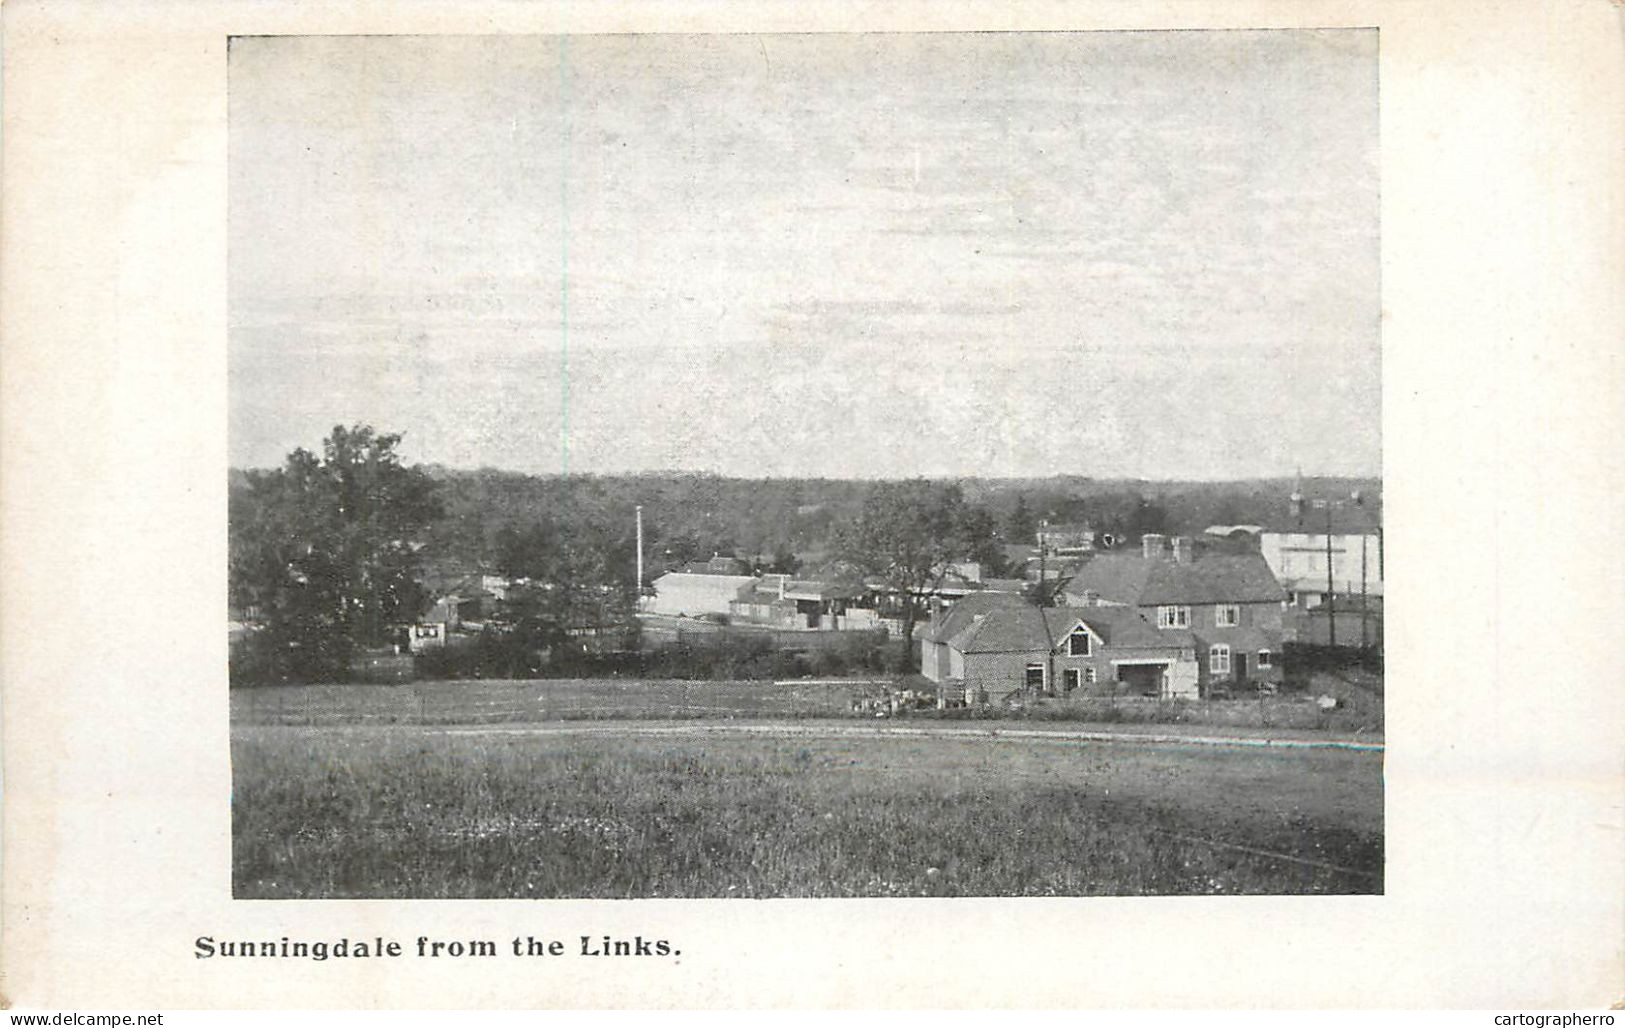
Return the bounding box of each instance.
[1209,644,1231,675]
[1063,668,1080,692]
[1085,666,1097,684]
[1157,606,1189,629]
[1068,627,1091,656]
[1257,650,1273,668]
[1024,664,1046,690]
[1215,604,1240,627]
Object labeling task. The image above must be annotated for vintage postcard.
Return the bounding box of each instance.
[3,0,1621,1010]
[226,28,1383,902]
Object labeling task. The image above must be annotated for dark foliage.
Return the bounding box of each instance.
[229,426,442,683]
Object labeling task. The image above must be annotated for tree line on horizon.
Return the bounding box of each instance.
[229,424,1378,683]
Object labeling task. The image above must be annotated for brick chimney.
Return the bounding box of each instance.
[1171,536,1194,563]
[1141,533,1167,561]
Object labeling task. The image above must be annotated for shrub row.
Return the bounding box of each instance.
[233,627,908,686]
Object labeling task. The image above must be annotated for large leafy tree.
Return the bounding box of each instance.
[494,507,640,660]
[230,425,441,681]
[837,480,974,665]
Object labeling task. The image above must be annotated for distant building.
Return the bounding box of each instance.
[678,554,751,576]
[407,621,447,653]
[729,575,868,629]
[646,571,758,618]
[979,577,1028,595]
[1259,494,1382,609]
[1035,522,1095,555]
[425,591,490,629]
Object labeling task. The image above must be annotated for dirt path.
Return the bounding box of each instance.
[358,720,1387,751]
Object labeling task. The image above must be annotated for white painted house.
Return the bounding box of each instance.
[1259,495,1382,609]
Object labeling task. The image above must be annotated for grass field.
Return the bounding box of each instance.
[229,675,1383,735]
[231,724,1383,898]
[230,678,866,724]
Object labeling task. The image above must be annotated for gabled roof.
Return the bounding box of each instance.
[918,590,1028,645]
[1065,553,1286,606]
[946,604,1052,654]
[922,595,1196,656]
[1041,606,1194,650]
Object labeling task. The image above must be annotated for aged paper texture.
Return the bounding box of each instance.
[3,0,1623,1009]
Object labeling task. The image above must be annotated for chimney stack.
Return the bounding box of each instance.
[1171,536,1194,563]
[1141,533,1167,561]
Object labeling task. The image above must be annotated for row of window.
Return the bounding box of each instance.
[1061,625,1273,676]
[1156,604,1243,629]
[1038,652,1276,687]
[1209,646,1272,673]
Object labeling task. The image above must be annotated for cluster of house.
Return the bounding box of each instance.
[916,495,1383,702]
[920,534,1292,701]
[644,564,901,633]
[640,551,1036,634]
[402,571,511,653]
[316,489,1379,696]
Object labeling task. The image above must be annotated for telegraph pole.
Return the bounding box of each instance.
[1360,531,1369,651]
[635,505,644,606]
[1324,502,1336,647]
[1312,491,1369,649]
[1035,518,1052,610]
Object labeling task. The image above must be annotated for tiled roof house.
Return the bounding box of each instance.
[919,591,1202,700]
[1056,534,1290,692]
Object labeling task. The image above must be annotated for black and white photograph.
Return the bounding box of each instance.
[225,30,1384,899]
[8,0,1625,1012]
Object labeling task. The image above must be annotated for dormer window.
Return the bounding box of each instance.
[1067,627,1092,657]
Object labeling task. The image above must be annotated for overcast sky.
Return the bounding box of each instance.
[229,31,1379,479]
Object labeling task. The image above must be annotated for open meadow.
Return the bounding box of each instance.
[231,714,1384,898]
[230,674,1384,734]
